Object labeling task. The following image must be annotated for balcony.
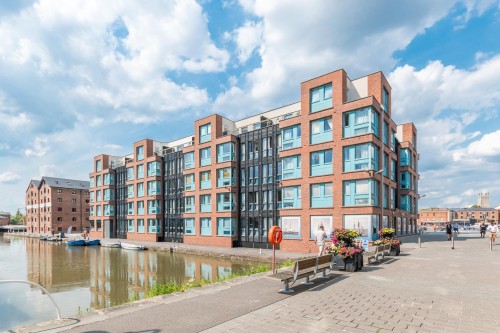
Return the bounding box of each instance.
[185,182,195,191]
[281,198,301,209]
[200,157,211,167]
[200,180,211,190]
[217,152,235,163]
[148,206,161,214]
[311,163,332,176]
[200,133,211,144]
[310,130,332,145]
[281,137,301,151]
[217,177,235,187]
[217,202,235,212]
[311,197,332,208]
[282,168,301,180]
[148,225,160,233]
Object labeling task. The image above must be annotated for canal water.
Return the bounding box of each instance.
[0,234,259,331]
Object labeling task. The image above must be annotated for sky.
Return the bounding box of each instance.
[1,0,500,213]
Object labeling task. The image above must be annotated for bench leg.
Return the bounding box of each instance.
[279,281,294,294]
[319,269,329,279]
[301,275,314,285]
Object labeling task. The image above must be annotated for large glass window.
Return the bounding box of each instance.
[200,218,211,236]
[343,143,378,172]
[126,167,134,181]
[216,142,235,162]
[137,165,144,179]
[147,180,161,195]
[310,83,333,113]
[217,167,235,187]
[281,125,301,150]
[310,117,332,144]
[184,152,195,169]
[281,186,301,209]
[199,123,211,143]
[136,145,144,161]
[400,148,410,167]
[185,196,195,213]
[103,173,114,185]
[96,160,101,172]
[282,155,301,180]
[343,107,379,138]
[200,147,211,166]
[137,201,144,215]
[217,193,235,211]
[137,182,144,197]
[184,174,195,191]
[310,149,333,176]
[200,194,211,212]
[185,218,195,235]
[217,217,236,236]
[127,184,134,198]
[343,179,379,206]
[200,171,211,190]
[147,161,161,177]
[148,200,160,214]
[310,183,333,208]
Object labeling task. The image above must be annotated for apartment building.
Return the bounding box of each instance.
[25,177,90,235]
[89,68,419,253]
[451,207,499,224]
[418,208,453,226]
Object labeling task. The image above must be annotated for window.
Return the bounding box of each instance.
[200,171,211,190]
[96,190,101,201]
[200,218,211,236]
[217,217,235,236]
[148,200,160,214]
[104,204,113,216]
[383,153,388,177]
[103,188,113,201]
[184,152,195,169]
[127,184,134,198]
[96,160,102,172]
[217,167,235,187]
[310,83,333,113]
[400,171,410,189]
[96,175,101,187]
[400,148,410,167]
[103,173,114,185]
[148,218,159,233]
[199,123,211,143]
[147,161,161,177]
[240,168,246,186]
[343,107,379,138]
[216,142,235,162]
[310,149,333,176]
[185,218,195,235]
[137,164,144,179]
[127,167,134,181]
[310,117,332,144]
[137,201,144,215]
[72,208,77,212]
[136,145,144,161]
[185,196,195,213]
[200,147,211,166]
[127,219,134,232]
[240,143,246,161]
[383,121,388,145]
[310,216,333,240]
[391,159,396,181]
[310,183,333,208]
[200,194,211,212]
[282,155,301,179]
[217,193,235,211]
[343,179,379,206]
[281,125,301,150]
[382,88,389,111]
[137,182,144,197]
[281,186,301,209]
[184,174,195,191]
[343,143,378,172]
[147,180,161,195]
[280,216,301,239]
[89,177,94,188]
[137,219,145,233]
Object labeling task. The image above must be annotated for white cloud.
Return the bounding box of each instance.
[464,130,500,158]
[24,136,51,157]
[232,20,263,64]
[0,172,21,184]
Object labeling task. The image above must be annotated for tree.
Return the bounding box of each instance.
[11,209,25,225]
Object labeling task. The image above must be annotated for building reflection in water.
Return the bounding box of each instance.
[24,238,254,310]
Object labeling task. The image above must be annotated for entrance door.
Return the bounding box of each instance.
[104,220,114,238]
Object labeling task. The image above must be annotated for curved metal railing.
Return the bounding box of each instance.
[0,280,62,320]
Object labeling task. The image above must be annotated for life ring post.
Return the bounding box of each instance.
[268,226,283,274]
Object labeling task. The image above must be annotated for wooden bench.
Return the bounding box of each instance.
[272,254,334,293]
[365,245,385,264]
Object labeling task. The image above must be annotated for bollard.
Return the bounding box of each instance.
[418,237,421,248]
[490,238,493,251]
[451,236,454,250]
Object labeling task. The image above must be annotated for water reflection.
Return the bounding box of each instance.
[0,234,256,331]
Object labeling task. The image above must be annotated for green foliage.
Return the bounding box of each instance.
[11,209,24,225]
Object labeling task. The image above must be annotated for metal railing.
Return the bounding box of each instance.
[0,280,62,320]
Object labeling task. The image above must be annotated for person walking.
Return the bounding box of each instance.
[480,222,487,238]
[453,222,459,236]
[314,225,328,256]
[445,222,452,241]
[487,222,498,244]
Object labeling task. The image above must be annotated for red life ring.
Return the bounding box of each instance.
[268,226,283,245]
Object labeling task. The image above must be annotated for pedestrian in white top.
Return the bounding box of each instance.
[315,225,328,256]
[487,222,498,243]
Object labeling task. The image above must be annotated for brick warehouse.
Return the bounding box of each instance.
[25,177,90,235]
[89,68,419,253]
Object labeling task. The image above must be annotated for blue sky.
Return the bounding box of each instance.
[1,0,500,213]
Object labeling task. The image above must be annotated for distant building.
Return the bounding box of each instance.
[477,192,490,208]
[418,208,452,226]
[451,207,499,224]
[0,212,10,226]
[25,177,90,235]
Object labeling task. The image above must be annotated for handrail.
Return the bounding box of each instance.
[0,280,62,320]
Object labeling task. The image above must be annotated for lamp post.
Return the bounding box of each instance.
[376,169,384,234]
[417,194,426,233]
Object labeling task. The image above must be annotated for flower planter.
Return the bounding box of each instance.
[388,244,400,256]
[343,257,358,272]
[333,254,345,270]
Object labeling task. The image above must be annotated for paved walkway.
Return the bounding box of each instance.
[16,231,500,333]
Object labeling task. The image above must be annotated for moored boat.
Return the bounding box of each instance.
[120,242,146,251]
[85,239,100,246]
[66,239,86,246]
[100,241,121,248]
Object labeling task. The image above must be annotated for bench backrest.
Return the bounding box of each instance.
[316,254,333,268]
[295,257,317,273]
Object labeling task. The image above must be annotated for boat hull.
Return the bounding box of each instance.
[120,242,146,250]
